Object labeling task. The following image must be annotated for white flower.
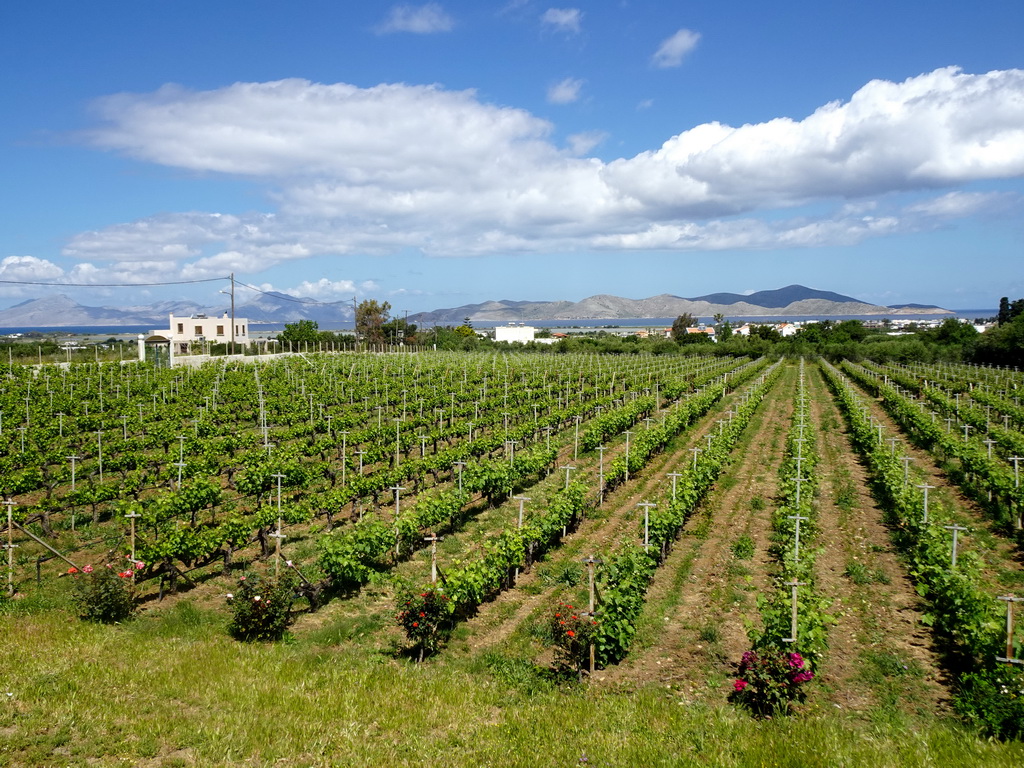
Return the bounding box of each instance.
[226,593,234,599]
[254,596,262,601]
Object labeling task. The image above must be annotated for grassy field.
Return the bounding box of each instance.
[3,595,1024,768]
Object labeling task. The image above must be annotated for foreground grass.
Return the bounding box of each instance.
[3,604,1024,768]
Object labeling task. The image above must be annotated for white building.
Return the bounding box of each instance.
[495,323,536,343]
[148,312,249,355]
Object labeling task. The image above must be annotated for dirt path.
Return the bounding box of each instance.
[805,363,951,716]
[591,364,795,696]
[444,369,770,656]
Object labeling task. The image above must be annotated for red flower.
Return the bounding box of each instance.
[566,630,575,638]
[419,612,425,617]
[67,567,79,575]
[734,679,748,692]
[412,622,419,627]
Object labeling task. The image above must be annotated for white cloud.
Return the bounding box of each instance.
[0,255,65,281]
[75,67,1024,270]
[651,28,700,68]
[547,77,583,104]
[376,3,454,34]
[541,8,582,34]
[566,131,606,156]
[287,278,358,298]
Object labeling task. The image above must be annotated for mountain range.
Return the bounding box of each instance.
[409,285,952,324]
[0,285,951,329]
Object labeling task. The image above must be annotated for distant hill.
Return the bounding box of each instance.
[0,285,952,329]
[410,285,953,324]
[0,292,353,328]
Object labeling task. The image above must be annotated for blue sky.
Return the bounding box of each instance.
[2,1,1023,315]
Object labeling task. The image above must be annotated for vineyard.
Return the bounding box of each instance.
[3,350,1024,767]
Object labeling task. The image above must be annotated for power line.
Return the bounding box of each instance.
[0,277,228,287]
[234,280,355,306]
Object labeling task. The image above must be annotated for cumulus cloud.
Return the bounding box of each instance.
[541,8,582,34]
[651,28,700,68]
[376,3,454,34]
[287,278,358,298]
[0,255,66,282]
[547,77,583,104]
[74,67,1024,270]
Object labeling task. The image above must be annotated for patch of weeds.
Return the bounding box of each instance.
[536,561,582,588]
[731,534,755,560]
[835,480,857,512]
[726,560,751,578]
[307,612,385,645]
[844,561,871,585]
[750,496,766,512]
[994,567,1024,589]
[142,600,223,638]
[863,650,923,681]
[698,624,721,644]
[844,561,889,586]
[482,651,554,696]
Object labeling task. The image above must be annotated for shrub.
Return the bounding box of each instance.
[956,666,1024,740]
[69,563,137,623]
[395,586,453,661]
[731,534,755,560]
[729,649,814,716]
[548,601,599,678]
[226,572,296,642]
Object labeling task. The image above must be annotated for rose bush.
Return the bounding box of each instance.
[729,649,814,716]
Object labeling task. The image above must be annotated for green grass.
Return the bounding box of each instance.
[5,609,1024,767]
[12,617,1024,765]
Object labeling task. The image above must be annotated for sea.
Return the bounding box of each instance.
[0,309,998,337]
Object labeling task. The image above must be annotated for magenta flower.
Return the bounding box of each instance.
[734,679,748,692]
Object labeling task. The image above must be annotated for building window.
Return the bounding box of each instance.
[216,325,224,336]
[242,325,246,335]
[177,323,184,333]
[195,326,203,335]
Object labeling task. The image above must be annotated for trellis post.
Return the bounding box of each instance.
[424,533,443,583]
[637,502,656,549]
[271,472,287,575]
[788,514,809,562]
[125,508,141,562]
[624,431,632,482]
[945,524,967,567]
[597,445,607,505]
[689,447,702,471]
[667,472,683,503]
[391,485,407,557]
[582,556,602,674]
[4,499,16,597]
[917,483,936,523]
[782,580,806,643]
[996,596,1024,665]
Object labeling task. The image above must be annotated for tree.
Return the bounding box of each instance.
[381,317,417,344]
[671,313,698,342]
[278,320,320,344]
[998,297,1011,326]
[355,300,391,344]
